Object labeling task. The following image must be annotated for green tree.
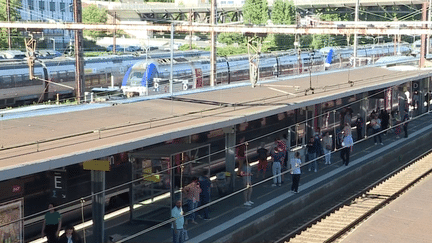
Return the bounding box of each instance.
[243,0,268,25]
[0,0,23,49]
[82,4,108,39]
[271,0,285,25]
[217,33,245,45]
[270,0,296,51]
[271,0,295,25]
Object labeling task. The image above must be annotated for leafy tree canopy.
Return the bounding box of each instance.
[243,0,269,25]
[271,0,295,25]
[0,0,23,49]
[82,4,108,39]
[217,33,245,45]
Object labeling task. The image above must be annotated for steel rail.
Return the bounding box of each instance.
[276,148,432,243]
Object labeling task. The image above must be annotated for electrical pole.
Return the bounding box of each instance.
[421,1,428,68]
[353,0,359,67]
[210,0,217,86]
[170,23,174,95]
[6,0,11,50]
[189,9,193,50]
[428,0,431,54]
[74,0,84,104]
[113,12,117,54]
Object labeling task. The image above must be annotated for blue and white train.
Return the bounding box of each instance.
[121,50,326,97]
[121,43,412,97]
[320,43,412,66]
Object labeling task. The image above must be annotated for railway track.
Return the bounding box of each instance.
[275,149,432,243]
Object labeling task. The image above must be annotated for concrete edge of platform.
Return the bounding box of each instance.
[187,121,432,243]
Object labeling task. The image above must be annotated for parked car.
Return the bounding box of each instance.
[36,50,62,59]
[184,35,201,41]
[173,42,183,50]
[107,45,124,52]
[126,45,142,52]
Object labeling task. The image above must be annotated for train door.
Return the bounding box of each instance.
[194,68,203,88]
[274,57,279,77]
[227,61,231,84]
[216,61,227,85]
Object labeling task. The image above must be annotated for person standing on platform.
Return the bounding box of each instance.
[58,225,82,243]
[403,109,410,138]
[282,134,289,183]
[171,200,185,243]
[271,146,285,187]
[290,152,302,193]
[314,128,324,162]
[236,137,246,177]
[198,172,211,220]
[256,142,268,179]
[183,177,201,225]
[340,131,354,166]
[354,114,364,141]
[41,203,62,243]
[393,110,402,138]
[381,110,390,135]
[371,115,383,145]
[306,136,318,172]
[322,132,332,165]
[242,157,254,206]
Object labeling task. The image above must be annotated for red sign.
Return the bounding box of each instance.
[12,185,21,193]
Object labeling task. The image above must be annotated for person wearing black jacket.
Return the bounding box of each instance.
[306,136,318,172]
[58,225,82,243]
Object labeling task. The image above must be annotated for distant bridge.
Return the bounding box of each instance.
[90,0,426,24]
[294,0,425,7]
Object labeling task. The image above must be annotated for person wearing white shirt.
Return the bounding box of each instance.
[290,152,302,193]
[340,133,354,166]
[171,200,185,243]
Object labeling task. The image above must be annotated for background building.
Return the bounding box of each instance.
[20,0,75,50]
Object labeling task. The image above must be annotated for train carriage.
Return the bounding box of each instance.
[0,50,210,107]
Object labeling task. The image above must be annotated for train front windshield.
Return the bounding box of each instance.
[126,68,146,87]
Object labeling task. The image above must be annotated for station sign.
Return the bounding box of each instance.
[0,179,24,201]
[50,171,67,201]
[83,160,111,171]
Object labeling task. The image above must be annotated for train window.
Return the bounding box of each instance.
[22,74,29,82]
[2,76,12,88]
[160,72,169,79]
[67,71,75,79]
[14,75,23,87]
[6,98,14,104]
[50,71,58,81]
[0,99,5,106]
[58,71,67,82]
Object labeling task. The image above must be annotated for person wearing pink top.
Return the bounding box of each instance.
[183,177,201,225]
[236,137,246,177]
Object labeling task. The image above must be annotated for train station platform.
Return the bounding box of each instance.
[0,66,430,181]
[95,109,432,242]
[341,172,432,243]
